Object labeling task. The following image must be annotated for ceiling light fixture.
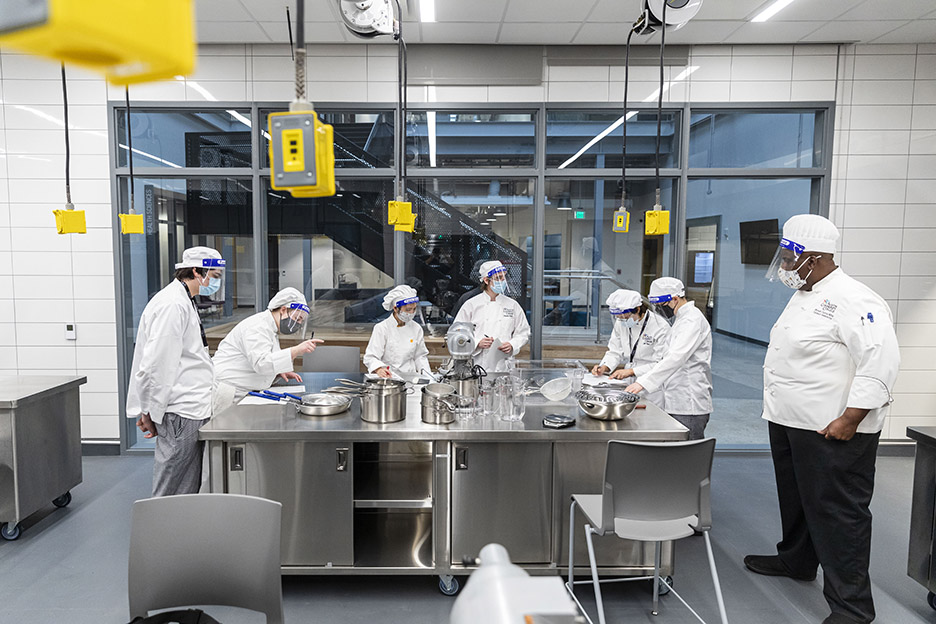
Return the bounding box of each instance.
[420,0,436,23]
[751,0,796,23]
[493,211,507,217]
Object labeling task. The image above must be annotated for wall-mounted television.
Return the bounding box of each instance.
[739,219,780,265]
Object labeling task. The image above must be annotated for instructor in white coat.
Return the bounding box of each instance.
[126,246,225,497]
[363,285,431,379]
[591,288,669,409]
[613,277,713,439]
[212,287,324,412]
[453,260,530,373]
[743,215,900,624]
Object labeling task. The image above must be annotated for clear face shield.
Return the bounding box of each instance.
[394,297,421,324]
[648,294,676,321]
[485,266,510,295]
[609,305,639,326]
[765,238,805,283]
[196,257,226,301]
[280,303,310,339]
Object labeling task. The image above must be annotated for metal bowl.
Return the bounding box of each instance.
[575,388,639,421]
[295,393,352,417]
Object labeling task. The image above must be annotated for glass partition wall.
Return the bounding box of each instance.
[112,103,831,449]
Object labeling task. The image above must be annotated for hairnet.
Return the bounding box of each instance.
[268,287,307,311]
[606,289,641,313]
[382,284,419,311]
[175,246,225,270]
[782,214,839,254]
[479,260,506,280]
[649,277,685,300]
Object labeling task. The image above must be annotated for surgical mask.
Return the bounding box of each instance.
[280,318,301,334]
[659,303,676,321]
[778,256,814,290]
[491,280,507,295]
[397,310,416,323]
[199,276,221,297]
[617,317,638,329]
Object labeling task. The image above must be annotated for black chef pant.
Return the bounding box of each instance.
[768,421,880,623]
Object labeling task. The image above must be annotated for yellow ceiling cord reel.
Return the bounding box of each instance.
[119,88,144,235]
[0,0,195,85]
[268,1,335,199]
[51,64,85,235]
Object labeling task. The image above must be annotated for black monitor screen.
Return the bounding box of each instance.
[739,219,780,265]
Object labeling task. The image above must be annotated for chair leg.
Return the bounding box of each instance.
[584,524,607,624]
[568,499,577,589]
[704,531,729,624]
[652,540,662,616]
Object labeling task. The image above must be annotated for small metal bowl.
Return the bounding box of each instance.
[295,393,352,417]
[575,388,639,421]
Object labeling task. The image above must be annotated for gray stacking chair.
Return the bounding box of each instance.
[566,439,727,624]
[129,494,284,624]
[302,345,361,373]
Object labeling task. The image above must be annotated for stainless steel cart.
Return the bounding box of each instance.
[0,376,86,540]
[907,426,936,612]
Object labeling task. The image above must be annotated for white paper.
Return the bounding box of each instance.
[238,395,284,405]
[488,338,509,368]
[582,373,628,387]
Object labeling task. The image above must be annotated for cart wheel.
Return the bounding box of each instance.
[656,575,673,596]
[52,492,72,508]
[927,591,936,611]
[439,576,460,596]
[1,523,20,541]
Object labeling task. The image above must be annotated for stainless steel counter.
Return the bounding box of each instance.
[907,427,936,610]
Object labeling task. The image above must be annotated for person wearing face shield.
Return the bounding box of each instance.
[743,215,900,624]
[453,260,531,373]
[609,277,713,440]
[125,247,226,497]
[210,287,324,413]
[591,289,670,409]
[364,285,431,379]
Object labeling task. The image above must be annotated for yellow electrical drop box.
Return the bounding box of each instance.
[388,201,415,233]
[269,110,336,198]
[0,0,195,85]
[645,210,670,235]
[612,209,630,233]
[53,209,86,234]
[119,213,145,234]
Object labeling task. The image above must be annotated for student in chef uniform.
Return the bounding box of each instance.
[126,246,225,497]
[363,285,431,379]
[612,277,713,440]
[211,287,324,413]
[743,214,900,624]
[591,288,669,409]
[453,260,530,373]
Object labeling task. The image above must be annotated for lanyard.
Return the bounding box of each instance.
[627,313,650,364]
[179,278,209,348]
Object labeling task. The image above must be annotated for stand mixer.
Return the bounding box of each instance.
[440,322,486,398]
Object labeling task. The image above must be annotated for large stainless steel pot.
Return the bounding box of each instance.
[360,389,407,423]
[575,388,639,421]
[421,383,456,425]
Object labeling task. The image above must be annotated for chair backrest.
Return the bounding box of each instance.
[302,345,361,373]
[604,439,715,524]
[129,494,283,624]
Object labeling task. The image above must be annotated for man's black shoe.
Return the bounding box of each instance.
[743,554,816,581]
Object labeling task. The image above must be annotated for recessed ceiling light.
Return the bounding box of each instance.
[751,0,796,23]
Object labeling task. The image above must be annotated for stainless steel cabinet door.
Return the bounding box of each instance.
[245,442,353,566]
[451,443,552,564]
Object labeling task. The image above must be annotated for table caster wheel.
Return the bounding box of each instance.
[52,491,72,508]
[927,591,936,611]
[1,523,20,541]
[655,575,673,596]
[439,576,460,596]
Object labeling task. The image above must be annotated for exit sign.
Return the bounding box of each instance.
[574,210,586,219]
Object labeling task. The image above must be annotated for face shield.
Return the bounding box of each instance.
[609,305,638,322]
[280,302,310,338]
[647,293,676,320]
[485,265,509,295]
[394,296,421,324]
[765,238,806,283]
[196,258,226,301]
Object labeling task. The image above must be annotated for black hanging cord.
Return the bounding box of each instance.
[295,0,304,52]
[286,6,294,61]
[654,1,667,199]
[61,63,71,206]
[620,27,635,209]
[393,0,407,199]
[125,88,135,214]
[294,0,306,103]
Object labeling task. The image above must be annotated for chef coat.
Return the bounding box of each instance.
[212,310,295,407]
[599,312,670,409]
[363,315,431,375]
[453,292,531,373]
[636,301,713,415]
[763,268,900,434]
[126,280,213,424]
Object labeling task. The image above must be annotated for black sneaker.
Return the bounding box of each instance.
[743,554,816,581]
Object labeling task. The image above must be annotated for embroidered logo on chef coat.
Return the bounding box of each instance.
[814,298,838,320]
[503,308,514,318]
[642,334,655,346]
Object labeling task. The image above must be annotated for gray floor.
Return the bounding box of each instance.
[0,453,931,623]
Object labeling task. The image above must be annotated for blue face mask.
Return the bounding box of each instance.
[199,277,221,297]
[491,280,507,295]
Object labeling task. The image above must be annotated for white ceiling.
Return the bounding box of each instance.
[195,0,936,46]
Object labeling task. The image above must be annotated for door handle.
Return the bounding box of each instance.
[230,446,244,471]
[336,447,349,472]
[455,447,468,470]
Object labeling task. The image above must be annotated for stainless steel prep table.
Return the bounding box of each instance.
[0,375,86,540]
[907,426,936,612]
[201,372,689,590]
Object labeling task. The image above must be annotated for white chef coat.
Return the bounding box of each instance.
[763,268,900,434]
[453,292,531,373]
[126,280,213,424]
[363,315,431,375]
[599,311,670,409]
[212,310,295,407]
[636,301,713,415]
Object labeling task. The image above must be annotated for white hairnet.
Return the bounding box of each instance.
[649,277,685,301]
[382,284,419,311]
[606,289,641,313]
[175,246,224,270]
[782,214,839,254]
[479,260,506,280]
[268,287,307,311]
